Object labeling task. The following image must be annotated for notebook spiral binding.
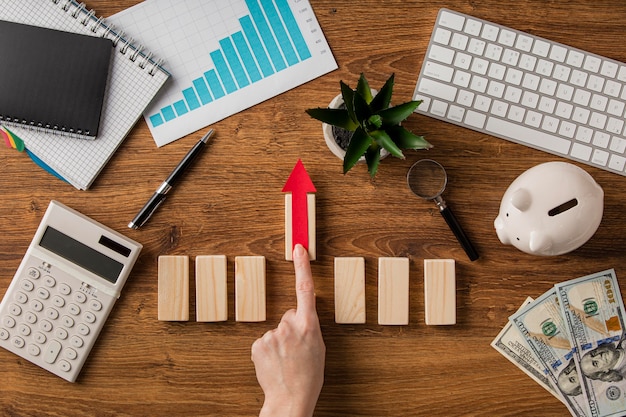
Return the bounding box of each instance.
[53,0,168,76]
[0,0,169,140]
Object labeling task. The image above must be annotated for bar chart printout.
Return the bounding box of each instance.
[110,0,337,147]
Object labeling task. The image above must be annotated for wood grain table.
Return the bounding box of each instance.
[1,1,626,415]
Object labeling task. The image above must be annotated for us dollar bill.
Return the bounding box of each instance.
[556,269,626,417]
[510,288,590,417]
[492,297,565,404]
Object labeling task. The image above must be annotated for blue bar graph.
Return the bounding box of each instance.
[149,0,311,128]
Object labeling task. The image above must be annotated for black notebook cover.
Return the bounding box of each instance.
[0,20,112,139]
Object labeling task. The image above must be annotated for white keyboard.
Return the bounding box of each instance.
[414,8,626,176]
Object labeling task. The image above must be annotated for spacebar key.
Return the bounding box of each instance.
[485,117,571,154]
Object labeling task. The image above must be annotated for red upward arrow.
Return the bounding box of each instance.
[282,159,316,252]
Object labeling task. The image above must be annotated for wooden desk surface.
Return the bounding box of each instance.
[2,1,626,415]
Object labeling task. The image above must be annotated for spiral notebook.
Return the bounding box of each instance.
[0,20,112,139]
[0,1,170,190]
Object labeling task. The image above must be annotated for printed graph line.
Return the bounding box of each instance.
[149,0,311,128]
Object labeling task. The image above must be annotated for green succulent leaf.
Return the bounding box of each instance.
[379,100,422,126]
[340,81,357,124]
[367,114,383,130]
[369,129,404,159]
[305,108,358,131]
[365,145,381,177]
[386,125,433,149]
[356,73,374,104]
[343,127,372,174]
[353,89,372,128]
[369,73,394,113]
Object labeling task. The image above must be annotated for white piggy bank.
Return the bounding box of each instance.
[494,162,604,256]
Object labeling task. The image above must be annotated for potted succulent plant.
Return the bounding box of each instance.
[306,73,432,177]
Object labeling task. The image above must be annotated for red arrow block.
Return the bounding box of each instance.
[282,159,316,260]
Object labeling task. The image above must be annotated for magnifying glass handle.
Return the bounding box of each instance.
[439,207,479,261]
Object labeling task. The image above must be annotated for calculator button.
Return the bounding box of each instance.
[61,315,75,328]
[52,296,65,308]
[70,335,84,348]
[43,276,56,287]
[83,311,96,324]
[0,328,9,340]
[64,347,78,360]
[33,332,47,344]
[45,308,59,320]
[9,303,22,316]
[68,304,81,316]
[36,287,50,300]
[15,292,28,304]
[18,324,31,336]
[89,299,102,311]
[73,292,87,304]
[3,316,16,328]
[54,328,68,340]
[39,320,53,332]
[43,340,62,363]
[25,312,37,324]
[31,301,44,314]
[77,323,90,336]
[27,267,40,279]
[58,283,71,296]
[20,280,35,292]
[12,336,25,349]
[58,360,71,373]
[28,344,41,356]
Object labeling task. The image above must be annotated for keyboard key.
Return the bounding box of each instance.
[609,154,626,171]
[486,117,571,154]
[465,110,486,128]
[424,61,454,82]
[428,44,455,65]
[44,340,62,364]
[592,149,609,166]
[433,28,452,45]
[481,24,499,41]
[418,78,457,102]
[571,143,592,160]
[464,18,482,36]
[439,10,465,30]
[515,34,533,52]
[498,29,516,46]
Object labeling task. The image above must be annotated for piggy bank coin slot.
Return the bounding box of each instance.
[548,198,578,217]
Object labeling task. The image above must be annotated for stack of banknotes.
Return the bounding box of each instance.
[492,269,626,417]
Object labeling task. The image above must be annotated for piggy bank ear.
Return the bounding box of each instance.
[494,217,510,245]
[529,231,552,254]
[511,188,532,211]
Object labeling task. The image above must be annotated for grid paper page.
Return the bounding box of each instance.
[109,0,337,147]
[0,0,169,190]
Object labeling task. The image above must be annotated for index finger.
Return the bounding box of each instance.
[293,244,316,316]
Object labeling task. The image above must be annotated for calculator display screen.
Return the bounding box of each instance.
[39,226,124,283]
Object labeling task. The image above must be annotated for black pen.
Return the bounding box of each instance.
[128,129,215,229]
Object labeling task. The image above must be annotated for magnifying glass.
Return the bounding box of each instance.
[407,159,479,261]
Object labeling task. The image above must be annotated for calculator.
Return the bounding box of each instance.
[0,200,142,382]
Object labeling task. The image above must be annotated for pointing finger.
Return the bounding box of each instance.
[293,244,316,317]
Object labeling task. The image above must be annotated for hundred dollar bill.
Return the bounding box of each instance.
[556,269,626,417]
[492,297,565,404]
[510,288,590,417]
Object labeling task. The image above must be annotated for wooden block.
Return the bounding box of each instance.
[285,193,316,261]
[158,256,189,321]
[334,257,366,324]
[378,257,409,325]
[195,255,228,322]
[424,259,456,325]
[235,256,266,322]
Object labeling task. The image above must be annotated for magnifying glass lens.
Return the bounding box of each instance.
[407,159,447,200]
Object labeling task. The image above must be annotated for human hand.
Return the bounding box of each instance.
[251,244,326,417]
